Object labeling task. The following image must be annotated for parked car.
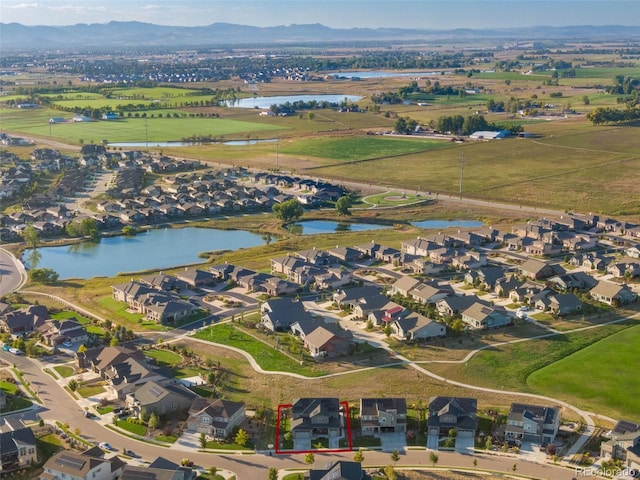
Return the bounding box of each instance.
[8,348,23,355]
[61,341,73,348]
[99,442,114,451]
[1,343,9,352]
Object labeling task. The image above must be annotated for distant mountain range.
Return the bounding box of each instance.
[2,22,640,51]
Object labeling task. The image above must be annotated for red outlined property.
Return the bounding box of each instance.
[275,399,353,454]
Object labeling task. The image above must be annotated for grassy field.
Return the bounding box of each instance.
[280,136,449,164]
[144,348,183,367]
[193,323,327,377]
[425,315,640,420]
[528,323,640,422]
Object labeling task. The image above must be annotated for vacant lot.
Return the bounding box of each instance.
[528,322,640,422]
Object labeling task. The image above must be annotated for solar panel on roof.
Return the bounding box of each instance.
[615,420,640,434]
[55,454,86,470]
[149,385,164,397]
[121,469,157,480]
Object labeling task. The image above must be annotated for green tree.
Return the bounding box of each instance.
[208,467,218,477]
[473,458,478,467]
[77,344,87,354]
[267,467,278,480]
[68,379,78,392]
[272,199,303,224]
[199,432,208,449]
[384,465,397,480]
[81,218,99,239]
[304,452,315,464]
[148,412,159,429]
[109,337,120,347]
[235,428,248,447]
[29,268,59,284]
[112,413,119,426]
[390,450,400,463]
[583,95,590,105]
[354,449,364,462]
[429,451,439,466]
[485,436,492,450]
[336,195,352,216]
[21,225,40,248]
[384,323,392,338]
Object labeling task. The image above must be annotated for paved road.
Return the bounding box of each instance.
[0,247,27,296]
[1,346,584,480]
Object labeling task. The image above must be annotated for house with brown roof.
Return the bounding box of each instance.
[393,312,446,341]
[186,397,246,439]
[590,281,637,306]
[304,323,353,358]
[360,398,407,435]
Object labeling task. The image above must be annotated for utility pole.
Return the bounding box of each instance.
[459,152,464,199]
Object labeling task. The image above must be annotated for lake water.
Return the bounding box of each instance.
[23,227,265,279]
[411,219,484,229]
[289,220,389,235]
[225,94,362,109]
[108,139,277,147]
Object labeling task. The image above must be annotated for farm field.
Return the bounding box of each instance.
[527,322,640,422]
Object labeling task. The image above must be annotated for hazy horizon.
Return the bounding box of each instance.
[2,0,640,29]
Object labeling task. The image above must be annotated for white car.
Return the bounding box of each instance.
[99,442,113,451]
[8,348,22,355]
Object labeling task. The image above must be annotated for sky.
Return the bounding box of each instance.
[1,0,639,29]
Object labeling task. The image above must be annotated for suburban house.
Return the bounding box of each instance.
[308,461,369,480]
[390,276,421,297]
[186,397,246,439]
[504,403,560,444]
[303,323,353,358]
[461,303,511,330]
[260,297,313,332]
[291,398,342,445]
[464,266,505,290]
[360,397,407,435]
[111,280,196,324]
[600,420,640,471]
[546,293,583,316]
[0,419,37,474]
[126,380,198,418]
[408,282,453,305]
[590,281,637,306]
[426,396,477,451]
[120,457,195,480]
[40,448,124,480]
[38,318,89,347]
[436,295,483,318]
[518,259,564,280]
[0,305,50,336]
[393,312,446,341]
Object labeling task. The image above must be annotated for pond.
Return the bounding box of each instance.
[288,220,389,235]
[107,139,277,147]
[411,219,484,229]
[225,94,362,109]
[23,227,266,279]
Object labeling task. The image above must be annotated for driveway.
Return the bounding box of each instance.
[378,432,406,452]
[455,435,475,454]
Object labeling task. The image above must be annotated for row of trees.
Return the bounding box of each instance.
[586,106,640,125]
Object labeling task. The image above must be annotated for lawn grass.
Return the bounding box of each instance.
[53,366,75,378]
[204,440,254,450]
[192,324,326,377]
[424,318,639,420]
[528,323,640,421]
[77,384,105,398]
[36,433,63,463]
[50,310,94,325]
[116,420,148,436]
[155,434,178,443]
[144,348,183,367]
[1,380,20,395]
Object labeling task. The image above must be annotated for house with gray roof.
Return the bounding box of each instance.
[427,396,478,451]
[393,312,446,341]
[126,381,197,418]
[309,461,369,480]
[260,297,312,332]
[461,303,511,330]
[291,398,342,447]
[0,419,37,474]
[504,403,560,444]
[187,397,246,439]
[40,447,124,480]
[600,420,640,471]
[121,457,194,480]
